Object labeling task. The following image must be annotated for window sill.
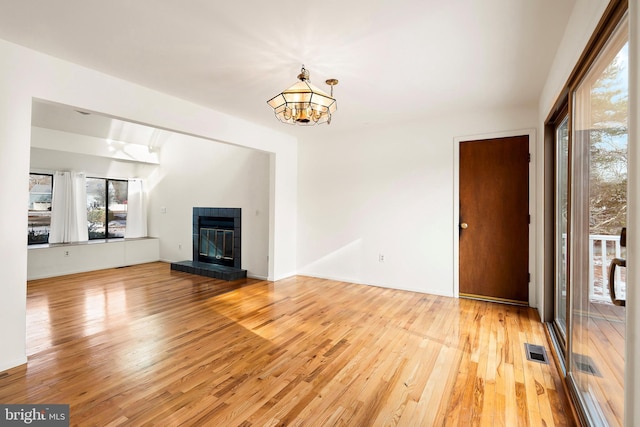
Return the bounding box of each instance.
[28,236,157,250]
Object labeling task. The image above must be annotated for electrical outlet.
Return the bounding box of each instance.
[178,243,182,250]
[64,250,70,257]
[379,254,384,262]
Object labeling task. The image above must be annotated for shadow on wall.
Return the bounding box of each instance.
[297,238,364,282]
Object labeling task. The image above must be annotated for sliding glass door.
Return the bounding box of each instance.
[568,15,628,426]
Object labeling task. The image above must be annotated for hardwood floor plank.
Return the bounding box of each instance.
[0,262,572,426]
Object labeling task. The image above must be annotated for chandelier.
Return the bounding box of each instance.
[267,65,338,125]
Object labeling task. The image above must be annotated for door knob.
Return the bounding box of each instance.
[460,222,468,229]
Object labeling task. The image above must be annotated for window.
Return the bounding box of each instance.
[28,173,53,244]
[87,178,128,239]
[27,174,129,244]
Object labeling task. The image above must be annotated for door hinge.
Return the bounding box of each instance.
[528,153,531,162]
[528,273,531,283]
[528,214,531,224]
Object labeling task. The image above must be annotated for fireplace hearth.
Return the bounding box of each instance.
[170,207,247,281]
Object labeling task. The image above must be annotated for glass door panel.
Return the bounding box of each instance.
[555,117,569,344]
[570,16,627,426]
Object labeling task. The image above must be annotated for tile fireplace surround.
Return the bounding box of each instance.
[170,207,247,281]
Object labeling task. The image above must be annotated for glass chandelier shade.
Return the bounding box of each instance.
[267,66,337,126]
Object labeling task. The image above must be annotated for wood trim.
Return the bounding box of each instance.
[566,0,629,91]
[546,89,569,126]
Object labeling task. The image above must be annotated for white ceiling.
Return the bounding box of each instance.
[0,0,576,139]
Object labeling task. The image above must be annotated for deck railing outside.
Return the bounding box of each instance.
[589,234,625,303]
[559,234,625,304]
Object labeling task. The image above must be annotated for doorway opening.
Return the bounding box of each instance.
[453,129,536,307]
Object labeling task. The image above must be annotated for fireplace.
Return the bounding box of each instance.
[171,207,246,281]
[193,207,241,269]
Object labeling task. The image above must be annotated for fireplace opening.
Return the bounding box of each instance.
[200,228,234,261]
[197,215,237,267]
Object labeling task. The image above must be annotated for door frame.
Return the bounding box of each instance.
[453,128,538,308]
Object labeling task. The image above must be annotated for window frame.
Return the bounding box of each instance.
[86,177,129,240]
[28,172,54,245]
[543,1,628,425]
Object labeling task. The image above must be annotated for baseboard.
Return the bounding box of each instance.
[0,356,27,374]
[271,271,298,282]
[295,273,453,297]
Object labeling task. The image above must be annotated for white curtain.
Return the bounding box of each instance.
[125,179,147,238]
[49,171,89,243]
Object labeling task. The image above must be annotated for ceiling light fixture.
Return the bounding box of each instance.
[267,65,338,126]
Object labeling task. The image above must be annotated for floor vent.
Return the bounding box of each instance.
[573,353,601,377]
[525,343,549,364]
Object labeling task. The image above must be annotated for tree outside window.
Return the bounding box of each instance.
[87,178,128,239]
[28,173,53,244]
[588,42,628,236]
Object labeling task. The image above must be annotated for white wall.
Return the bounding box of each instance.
[148,132,270,279]
[31,126,160,165]
[30,126,159,179]
[0,38,297,372]
[28,239,160,280]
[297,107,538,297]
[30,147,157,179]
[0,52,31,373]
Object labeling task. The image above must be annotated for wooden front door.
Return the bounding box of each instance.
[459,135,529,304]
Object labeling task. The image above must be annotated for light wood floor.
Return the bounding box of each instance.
[0,262,573,426]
